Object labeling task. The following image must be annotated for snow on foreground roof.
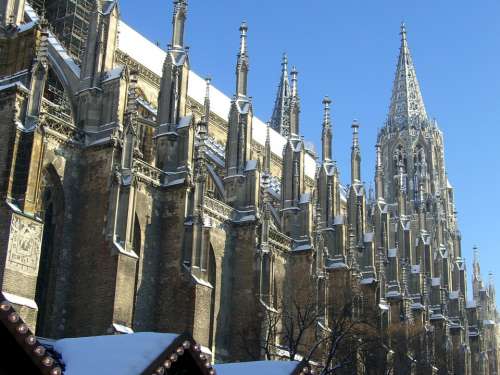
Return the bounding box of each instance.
[53,332,178,375]
[215,360,301,375]
[118,22,316,179]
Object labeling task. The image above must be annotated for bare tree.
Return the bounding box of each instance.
[236,303,281,361]
[280,294,319,361]
[309,304,382,375]
[260,293,386,374]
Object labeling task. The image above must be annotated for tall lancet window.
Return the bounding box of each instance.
[393,145,408,193]
[393,145,407,170]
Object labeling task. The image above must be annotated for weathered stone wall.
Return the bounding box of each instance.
[154,185,195,332]
[132,183,161,331]
[227,223,261,360]
[208,221,230,357]
[66,146,117,337]
[0,87,19,284]
[0,27,37,77]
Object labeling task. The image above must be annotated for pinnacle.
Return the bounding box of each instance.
[270,55,291,135]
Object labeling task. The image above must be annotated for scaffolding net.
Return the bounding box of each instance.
[27,0,93,65]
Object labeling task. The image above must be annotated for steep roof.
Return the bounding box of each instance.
[53,333,179,375]
[387,24,428,129]
[117,22,317,179]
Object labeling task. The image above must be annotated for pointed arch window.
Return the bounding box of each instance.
[41,68,74,124]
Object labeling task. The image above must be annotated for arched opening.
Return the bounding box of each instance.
[35,165,65,337]
[43,67,75,125]
[135,89,157,164]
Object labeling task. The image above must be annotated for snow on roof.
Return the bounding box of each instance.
[118,22,165,76]
[299,192,311,204]
[304,153,318,179]
[363,232,374,243]
[388,248,397,258]
[117,21,316,178]
[47,34,81,77]
[293,243,312,252]
[379,303,389,310]
[54,333,179,375]
[17,21,37,33]
[102,1,117,15]
[466,300,477,309]
[339,185,348,203]
[112,323,134,334]
[386,290,401,298]
[102,66,125,83]
[411,303,425,310]
[333,215,344,225]
[326,258,348,270]
[431,277,441,287]
[24,3,39,22]
[245,159,258,171]
[360,277,375,285]
[215,361,301,375]
[0,82,29,93]
[449,291,459,300]
[2,291,38,309]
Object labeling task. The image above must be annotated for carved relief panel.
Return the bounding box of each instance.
[6,213,44,277]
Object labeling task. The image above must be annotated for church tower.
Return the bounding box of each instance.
[378,24,466,373]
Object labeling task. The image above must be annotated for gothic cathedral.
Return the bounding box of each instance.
[0,0,497,374]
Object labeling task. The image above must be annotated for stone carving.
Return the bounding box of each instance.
[6,213,44,276]
[41,112,85,145]
[133,159,164,187]
[204,196,234,222]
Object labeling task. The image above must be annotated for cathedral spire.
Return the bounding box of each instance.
[291,66,298,98]
[198,78,210,157]
[225,22,253,180]
[473,246,481,281]
[122,71,139,170]
[236,21,249,97]
[264,122,271,174]
[270,53,291,136]
[202,77,211,125]
[375,143,383,199]
[171,0,188,48]
[321,96,333,162]
[195,78,210,178]
[289,66,300,137]
[387,23,428,129]
[351,120,361,183]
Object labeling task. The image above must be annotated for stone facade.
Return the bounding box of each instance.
[0,0,498,373]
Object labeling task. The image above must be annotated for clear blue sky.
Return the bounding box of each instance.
[119,0,500,294]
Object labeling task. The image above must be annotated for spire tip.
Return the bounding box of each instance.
[400,22,407,39]
[204,77,211,95]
